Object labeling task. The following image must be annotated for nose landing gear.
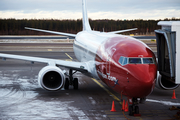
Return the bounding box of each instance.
[129,98,140,116]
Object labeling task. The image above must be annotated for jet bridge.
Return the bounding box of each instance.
[155,21,180,85]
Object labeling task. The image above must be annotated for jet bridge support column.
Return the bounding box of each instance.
[155,21,180,84]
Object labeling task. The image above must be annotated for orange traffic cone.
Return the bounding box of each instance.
[172,90,177,99]
[110,101,116,112]
[121,100,125,111]
[124,100,129,112]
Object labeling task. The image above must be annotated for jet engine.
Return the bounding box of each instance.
[155,71,179,90]
[38,66,65,91]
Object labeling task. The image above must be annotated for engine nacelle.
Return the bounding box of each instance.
[155,71,179,90]
[38,66,65,91]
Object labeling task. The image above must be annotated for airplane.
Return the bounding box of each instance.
[0,0,178,116]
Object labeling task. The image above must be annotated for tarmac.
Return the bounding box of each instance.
[0,37,180,120]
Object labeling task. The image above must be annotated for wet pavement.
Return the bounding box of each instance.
[0,60,116,120]
[0,47,180,119]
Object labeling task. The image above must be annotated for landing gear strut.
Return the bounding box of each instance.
[129,98,139,116]
[64,69,78,90]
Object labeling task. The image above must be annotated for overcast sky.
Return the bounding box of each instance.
[0,0,180,20]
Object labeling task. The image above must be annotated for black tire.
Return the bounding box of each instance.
[73,78,78,90]
[64,78,69,90]
[135,106,139,114]
[129,105,133,116]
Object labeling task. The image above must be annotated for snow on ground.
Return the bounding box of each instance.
[0,70,89,120]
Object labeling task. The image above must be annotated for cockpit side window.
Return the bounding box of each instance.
[119,56,128,66]
[123,57,128,65]
[119,56,124,65]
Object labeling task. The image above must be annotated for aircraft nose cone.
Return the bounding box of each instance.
[126,75,155,98]
[137,77,155,97]
[125,65,157,98]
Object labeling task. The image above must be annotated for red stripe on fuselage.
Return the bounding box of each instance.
[95,36,157,98]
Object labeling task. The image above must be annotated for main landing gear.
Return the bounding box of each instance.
[129,98,140,116]
[64,69,79,90]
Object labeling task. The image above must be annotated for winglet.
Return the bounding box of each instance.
[82,0,91,31]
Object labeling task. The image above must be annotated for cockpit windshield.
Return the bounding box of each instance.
[143,58,154,64]
[129,58,141,64]
[119,56,155,66]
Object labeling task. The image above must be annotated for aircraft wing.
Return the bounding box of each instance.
[108,28,137,34]
[0,53,88,72]
[25,27,76,38]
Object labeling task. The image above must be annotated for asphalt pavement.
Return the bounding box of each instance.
[0,50,180,120]
[0,37,179,120]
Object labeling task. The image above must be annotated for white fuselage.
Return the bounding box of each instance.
[74,31,119,61]
[73,30,120,79]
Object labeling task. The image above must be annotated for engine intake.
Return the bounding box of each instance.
[38,66,65,91]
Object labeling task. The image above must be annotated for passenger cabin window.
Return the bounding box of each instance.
[119,56,155,66]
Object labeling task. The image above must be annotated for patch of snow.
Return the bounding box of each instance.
[88,97,96,105]
[147,99,180,106]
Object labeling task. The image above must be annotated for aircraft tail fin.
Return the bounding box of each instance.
[82,0,91,31]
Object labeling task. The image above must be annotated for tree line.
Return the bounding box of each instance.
[0,18,179,35]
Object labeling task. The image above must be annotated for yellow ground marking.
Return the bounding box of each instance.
[65,59,72,61]
[65,53,73,60]
[137,117,143,120]
[91,78,121,103]
[91,79,135,120]
[48,49,52,51]
[64,52,120,102]
[66,54,140,120]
